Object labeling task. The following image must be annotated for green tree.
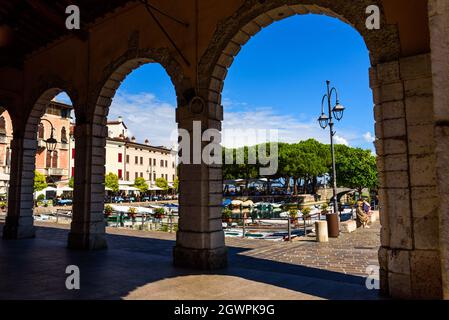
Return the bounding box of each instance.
[155,177,169,191]
[173,177,179,192]
[34,171,47,192]
[68,177,74,189]
[334,145,377,194]
[134,177,148,193]
[105,173,119,193]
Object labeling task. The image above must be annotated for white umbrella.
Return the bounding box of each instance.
[148,186,163,191]
[58,186,73,192]
[105,187,113,191]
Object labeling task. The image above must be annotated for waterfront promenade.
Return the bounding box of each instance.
[0,221,380,300]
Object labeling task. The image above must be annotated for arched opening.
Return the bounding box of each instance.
[2,88,76,240]
[91,57,179,233]
[208,8,380,295]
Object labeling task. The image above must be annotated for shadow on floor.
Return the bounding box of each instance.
[0,223,379,300]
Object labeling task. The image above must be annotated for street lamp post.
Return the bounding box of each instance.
[40,119,58,152]
[318,80,345,236]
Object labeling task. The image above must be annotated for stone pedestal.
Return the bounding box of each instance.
[315,221,328,242]
[173,245,227,270]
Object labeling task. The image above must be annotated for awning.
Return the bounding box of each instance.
[148,186,163,191]
[119,186,140,192]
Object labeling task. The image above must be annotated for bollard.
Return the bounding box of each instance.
[315,220,329,242]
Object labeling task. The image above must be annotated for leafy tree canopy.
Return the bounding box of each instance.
[105,173,119,193]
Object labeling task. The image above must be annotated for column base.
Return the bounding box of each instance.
[173,245,228,270]
[2,217,36,240]
[67,232,108,250]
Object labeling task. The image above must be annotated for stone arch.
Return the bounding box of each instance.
[193,0,443,299]
[91,47,188,125]
[23,87,75,142]
[198,0,400,105]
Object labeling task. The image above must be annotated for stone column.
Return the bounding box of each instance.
[3,136,36,239]
[428,0,449,299]
[67,122,107,250]
[373,54,443,299]
[173,101,227,269]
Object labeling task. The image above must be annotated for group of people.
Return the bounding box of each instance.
[356,199,372,229]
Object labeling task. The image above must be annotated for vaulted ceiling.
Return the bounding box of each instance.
[0,0,132,67]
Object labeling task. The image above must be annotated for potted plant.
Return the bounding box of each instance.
[289,209,298,224]
[301,207,312,220]
[128,207,137,221]
[154,207,165,220]
[104,204,113,217]
[321,203,329,215]
[222,208,233,223]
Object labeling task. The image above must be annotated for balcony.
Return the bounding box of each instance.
[59,143,69,150]
[37,139,46,149]
[0,134,7,144]
[46,168,67,176]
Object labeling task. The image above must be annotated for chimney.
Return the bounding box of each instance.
[145,139,149,145]
[131,136,136,143]
[118,116,123,123]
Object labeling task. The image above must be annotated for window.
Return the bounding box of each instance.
[38,123,45,139]
[72,148,75,159]
[61,127,68,144]
[149,158,152,165]
[154,159,156,166]
[46,150,52,168]
[126,155,130,164]
[140,172,143,178]
[165,160,168,168]
[153,173,156,181]
[0,116,6,134]
[52,151,58,168]
[135,156,138,165]
[118,153,123,163]
[71,167,75,177]
[5,148,11,166]
[118,170,123,179]
[140,157,143,165]
[126,172,130,181]
[160,160,164,167]
[135,172,138,180]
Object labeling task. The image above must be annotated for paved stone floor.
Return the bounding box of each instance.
[0,221,381,300]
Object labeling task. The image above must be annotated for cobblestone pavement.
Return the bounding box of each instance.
[0,221,381,300]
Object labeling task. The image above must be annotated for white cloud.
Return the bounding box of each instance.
[108,92,361,150]
[363,131,375,143]
[334,135,349,146]
[108,92,177,148]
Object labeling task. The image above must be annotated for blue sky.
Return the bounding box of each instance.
[57,14,375,151]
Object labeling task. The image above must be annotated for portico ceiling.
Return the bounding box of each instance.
[0,0,132,67]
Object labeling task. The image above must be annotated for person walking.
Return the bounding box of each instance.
[356,199,370,229]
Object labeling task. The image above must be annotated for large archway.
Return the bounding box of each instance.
[3,87,76,240]
[197,1,441,299]
[67,49,186,250]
